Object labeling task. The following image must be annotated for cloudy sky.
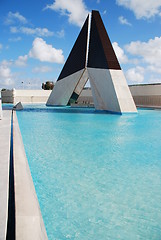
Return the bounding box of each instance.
[0,0,161,89]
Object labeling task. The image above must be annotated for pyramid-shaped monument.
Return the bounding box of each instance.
[47,10,137,113]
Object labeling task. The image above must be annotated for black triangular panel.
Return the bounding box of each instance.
[87,10,121,70]
[58,15,89,81]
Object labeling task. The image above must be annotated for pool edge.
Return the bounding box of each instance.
[13,111,48,240]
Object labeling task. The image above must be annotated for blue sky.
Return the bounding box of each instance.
[0,0,161,89]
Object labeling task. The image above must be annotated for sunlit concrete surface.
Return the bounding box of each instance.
[0,110,12,240]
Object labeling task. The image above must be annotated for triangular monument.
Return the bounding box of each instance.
[47,10,137,113]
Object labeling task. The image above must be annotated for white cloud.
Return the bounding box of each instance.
[56,29,65,38]
[1,60,12,67]
[0,44,2,50]
[21,27,54,37]
[116,0,161,19]
[10,26,18,33]
[29,38,64,63]
[5,11,27,25]
[112,42,128,64]
[103,10,107,15]
[118,16,132,26]
[0,62,13,86]
[147,65,161,74]
[125,37,161,67]
[8,37,22,42]
[148,76,161,83]
[15,55,28,67]
[44,0,89,27]
[10,26,54,37]
[126,66,144,83]
[32,66,53,73]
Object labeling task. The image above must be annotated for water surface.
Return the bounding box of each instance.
[17,106,161,240]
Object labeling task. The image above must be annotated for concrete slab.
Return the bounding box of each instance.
[0,94,2,119]
[0,110,12,240]
[13,112,48,240]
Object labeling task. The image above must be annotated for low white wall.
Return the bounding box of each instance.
[1,84,161,107]
[14,90,51,104]
[129,84,161,96]
[77,88,93,105]
[129,84,161,107]
[1,90,52,104]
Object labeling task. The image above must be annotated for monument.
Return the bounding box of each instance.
[47,10,137,113]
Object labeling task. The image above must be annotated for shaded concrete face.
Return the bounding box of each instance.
[47,10,137,113]
[47,69,84,106]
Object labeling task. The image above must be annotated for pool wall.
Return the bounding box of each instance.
[13,111,48,239]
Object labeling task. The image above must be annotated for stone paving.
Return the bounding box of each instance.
[0,110,12,240]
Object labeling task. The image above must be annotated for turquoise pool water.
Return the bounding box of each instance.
[17,106,161,240]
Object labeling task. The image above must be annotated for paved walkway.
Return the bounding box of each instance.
[0,110,12,240]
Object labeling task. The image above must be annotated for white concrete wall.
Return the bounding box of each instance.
[79,84,161,108]
[1,90,51,104]
[14,90,51,104]
[129,84,161,96]
[2,84,161,107]
[129,84,161,107]
[79,88,92,97]
[77,88,93,105]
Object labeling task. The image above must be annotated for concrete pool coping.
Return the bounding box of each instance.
[13,111,48,239]
[0,110,48,239]
[0,110,12,240]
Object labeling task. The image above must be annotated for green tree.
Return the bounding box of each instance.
[42,81,54,90]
